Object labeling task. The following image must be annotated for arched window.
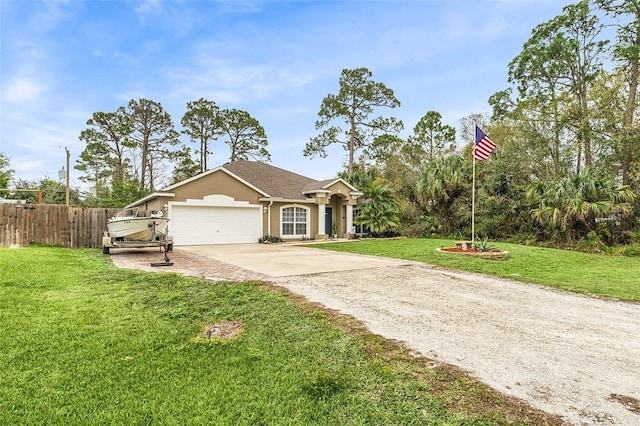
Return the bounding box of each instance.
[281,205,309,238]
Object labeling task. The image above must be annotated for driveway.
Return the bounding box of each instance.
[180,243,411,276]
[111,243,640,425]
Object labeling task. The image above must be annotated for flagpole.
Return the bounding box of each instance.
[472,145,476,247]
[471,125,496,248]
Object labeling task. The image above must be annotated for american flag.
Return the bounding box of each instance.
[473,126,496,161]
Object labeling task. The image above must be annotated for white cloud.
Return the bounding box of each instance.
[134,0,202,37]
[160,57,300,105]
[2,77,45,104]
[27,0,80,35]
[143,40,164,54]
[2,101,94,182]
[215,1,264,15]
[134,0,162,17]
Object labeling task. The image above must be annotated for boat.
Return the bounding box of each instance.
[106,208,169,241]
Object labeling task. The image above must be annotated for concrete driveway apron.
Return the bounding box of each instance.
[179,243,410,277]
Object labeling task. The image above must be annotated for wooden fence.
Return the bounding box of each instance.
[0,204,119,248]
[69,207,119,248]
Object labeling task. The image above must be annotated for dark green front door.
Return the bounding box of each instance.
[325,207,332,235]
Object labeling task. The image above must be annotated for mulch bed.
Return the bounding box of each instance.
[438,247,509,260]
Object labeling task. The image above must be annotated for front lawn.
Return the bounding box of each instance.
[0,247,563,425]
[314,238,640,301]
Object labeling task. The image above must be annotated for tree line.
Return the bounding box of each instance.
[1,99,270,207]
[1,0,638,248]
[305,1,639,247]
[74,98,270,206]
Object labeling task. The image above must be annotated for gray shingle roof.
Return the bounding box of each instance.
[223,160,319,199]
[302,179,335,192]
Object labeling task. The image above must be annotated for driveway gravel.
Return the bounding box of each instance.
[274,264,640,426]
[110,246,640,425]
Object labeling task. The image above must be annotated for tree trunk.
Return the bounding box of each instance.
[201,139,206,173]
[622,49,639,185]
[230,138,237,162]
[140,143,148,190]
[576,138,582,176]
[348,101,356,174]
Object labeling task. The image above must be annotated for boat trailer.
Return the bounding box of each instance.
[102,234,174,266]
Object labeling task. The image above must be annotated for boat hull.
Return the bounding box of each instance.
[107,217,169,241]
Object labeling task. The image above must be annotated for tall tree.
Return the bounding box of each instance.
[0,152,13,197]
[75,109,133,196]
[170,146,201,184]
[488,92,574,179]
[366,134,416,195]
[304,67,403,173]
[363,134,405,166]
[459,113,488,142]
[508,0,608,174]
[595,0,640,185]
[127,98,180,190]
[405,111,456,165]
[181,98,221,173]
[338,164,377,193]
[588,69,631,176]
[416,154,469,235]
[218,109,270,162]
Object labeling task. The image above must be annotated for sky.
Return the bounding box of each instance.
[1,0,575,191]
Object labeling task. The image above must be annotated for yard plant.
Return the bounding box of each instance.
[0,247,563,425]
[316,238,640,301]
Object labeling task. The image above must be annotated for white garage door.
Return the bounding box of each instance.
[168,195,262,245]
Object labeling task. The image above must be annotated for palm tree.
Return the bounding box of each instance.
[416,155,468,234]
[338,163,376,190]
[354,179,401,233]
[527,167,636,242]
[416,155,464,201]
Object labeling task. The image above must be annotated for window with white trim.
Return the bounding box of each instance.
[281,206,309,237]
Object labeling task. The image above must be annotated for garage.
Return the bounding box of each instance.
[168,195,262,245]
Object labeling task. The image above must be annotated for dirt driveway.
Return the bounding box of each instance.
[111,245,640,425]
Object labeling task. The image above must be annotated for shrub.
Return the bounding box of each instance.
[475,236,494,252]
[576,231,605,253]
[602,244,640,257]
[258,234,282,244]
[400,223,426,238]
[365,229,401,239]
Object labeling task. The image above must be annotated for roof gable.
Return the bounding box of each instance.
[161,164,269,197]
[303,177,360,193]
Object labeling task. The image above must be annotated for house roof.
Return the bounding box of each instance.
[223,161,318,200]
[128,160,361,208]
[302,179,334,193]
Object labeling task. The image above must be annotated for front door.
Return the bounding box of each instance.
[325,207,333,236]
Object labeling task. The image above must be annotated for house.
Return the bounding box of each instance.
[126,160,363,245]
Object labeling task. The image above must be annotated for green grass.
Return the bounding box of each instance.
[0,247,562,425]
[313,238,640,301]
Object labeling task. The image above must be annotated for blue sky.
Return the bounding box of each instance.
[1,0,574,190]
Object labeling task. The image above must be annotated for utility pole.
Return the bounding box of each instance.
[64,147,70,206]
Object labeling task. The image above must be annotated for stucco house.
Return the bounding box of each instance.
[126,160,363,245]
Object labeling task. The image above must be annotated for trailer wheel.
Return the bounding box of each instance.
[102,246,110,255]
